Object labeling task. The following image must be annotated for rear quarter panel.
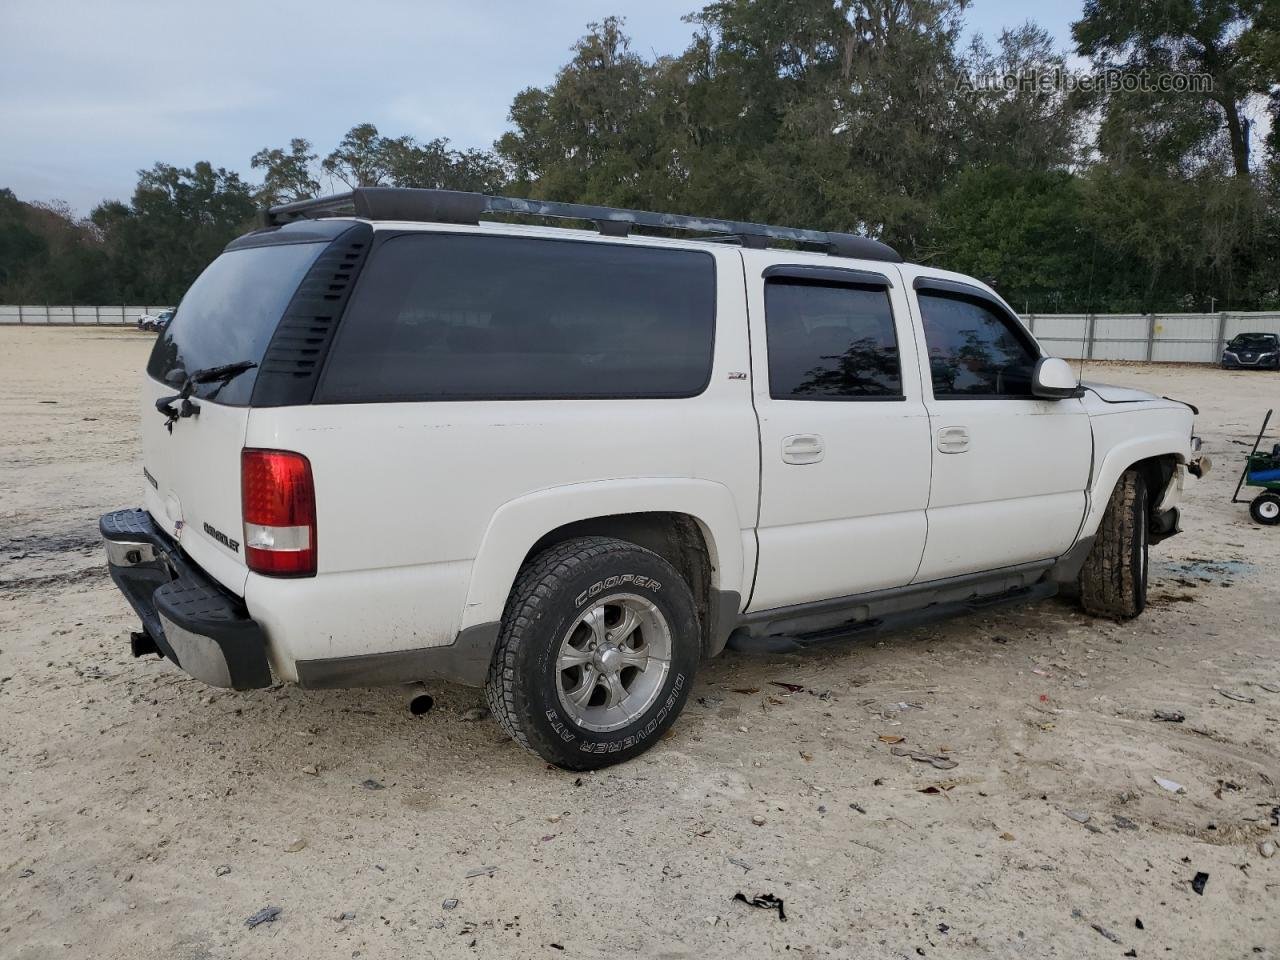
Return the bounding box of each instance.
[242,245,758,677]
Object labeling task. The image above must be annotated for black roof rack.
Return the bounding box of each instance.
[264,188,903,263]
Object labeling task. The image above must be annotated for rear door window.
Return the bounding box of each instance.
[147,241,326,405]
[764,280,902,399]
[317,234,716,402]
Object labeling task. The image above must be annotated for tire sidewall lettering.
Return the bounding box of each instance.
[574,574,661,608]
[576,673,685,754]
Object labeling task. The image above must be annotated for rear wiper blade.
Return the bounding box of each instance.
[189,359,258,386]
[155,360,258,431]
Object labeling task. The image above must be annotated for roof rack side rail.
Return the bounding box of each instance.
[264,188,903,263]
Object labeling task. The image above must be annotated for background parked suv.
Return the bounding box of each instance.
[100,189,1205,770]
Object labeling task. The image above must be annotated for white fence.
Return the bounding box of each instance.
[1026,312,1280,363]
[3,304,1279,363]
[0,305,173,326]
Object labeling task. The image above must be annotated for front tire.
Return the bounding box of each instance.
[1250,493,1280,525]
[1079,470,1148,619]
[485,537,699,770]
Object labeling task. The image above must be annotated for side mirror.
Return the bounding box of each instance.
[1032,357,1082,399]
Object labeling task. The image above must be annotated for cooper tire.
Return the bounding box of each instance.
[1249,493,1280,526]
[1079,470,1148,619]
[485,536,699,770]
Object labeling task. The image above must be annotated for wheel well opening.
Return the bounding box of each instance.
[1128,454,1180,541]
[1130,455,1178,504]
[525,513,715,656]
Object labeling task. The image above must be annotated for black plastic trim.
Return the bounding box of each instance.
[295,622,500,688]
[705,588,741,659]
[739,559,1055,640]
[250,222,374,407]
[227,218,359,251]
[763,264,892,288]
[100,509,272,690]
[264,188,904,262]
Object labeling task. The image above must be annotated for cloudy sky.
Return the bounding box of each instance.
[1,0,1081,215]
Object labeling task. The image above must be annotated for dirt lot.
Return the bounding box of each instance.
[1,326,1278,960]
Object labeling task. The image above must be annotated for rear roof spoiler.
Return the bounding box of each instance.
[263,188,904,263]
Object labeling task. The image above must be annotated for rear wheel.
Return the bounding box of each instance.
[485,537,699,770]
[1250,493,1280,525]
[1079,470,1148,619]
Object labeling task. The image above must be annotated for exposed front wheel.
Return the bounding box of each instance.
[485,537,699,770]
[1079,470,1148,619]
[1250,493,1280,526]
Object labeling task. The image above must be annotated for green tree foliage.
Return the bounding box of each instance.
[322,123,506,193]
[3,1,1278,312]
[1073,0,1270,178]
[0,190,113,303]
[90,161,257,304]
[250,138,322,205]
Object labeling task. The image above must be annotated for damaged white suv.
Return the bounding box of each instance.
[101,188,1208,769]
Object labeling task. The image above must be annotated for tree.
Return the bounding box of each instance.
[250,138,321,205]
[497,17,665,206]
[961,23,1079,172]
[91,161,257,303]
[322,123,397,188]
[931,167,1093,311]
[1073,0,1270,178]
[323,123,507,193]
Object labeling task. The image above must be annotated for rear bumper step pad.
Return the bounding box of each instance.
[100,509,272,690]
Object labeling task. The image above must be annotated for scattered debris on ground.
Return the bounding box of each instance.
[732,892,786,921]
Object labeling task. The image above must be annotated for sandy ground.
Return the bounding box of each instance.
[1,326,1278,960]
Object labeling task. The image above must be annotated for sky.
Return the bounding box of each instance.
[1,0,1082,215]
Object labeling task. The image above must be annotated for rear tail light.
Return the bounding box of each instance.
[241,449,316,577]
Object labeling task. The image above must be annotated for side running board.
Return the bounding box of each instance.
[726,581,1058,655]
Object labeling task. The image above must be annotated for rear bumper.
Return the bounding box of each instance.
[100,509,272,690]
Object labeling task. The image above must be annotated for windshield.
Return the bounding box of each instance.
[1229,334,1278,349]
[146,241,325,405]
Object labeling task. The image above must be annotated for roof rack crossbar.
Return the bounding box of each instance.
[264,188,903,263]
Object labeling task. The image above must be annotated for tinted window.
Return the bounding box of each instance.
[146,242,325,405]
[918,292,1038,398]
[318,234,716,402]
[1230,334,1278,349]
[764,281,901,399]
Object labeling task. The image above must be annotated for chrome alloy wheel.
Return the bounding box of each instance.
[554,593,673,733]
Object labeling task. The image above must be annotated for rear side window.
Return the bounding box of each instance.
[318,234,716,402]
[147,241,325,405]
[918,292,1038,398]
[764,280,901,399]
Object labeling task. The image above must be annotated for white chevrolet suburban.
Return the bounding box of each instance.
[101,188,1208,769]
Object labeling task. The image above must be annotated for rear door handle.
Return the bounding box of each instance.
[937,426,969,454]
[782,434,824,465]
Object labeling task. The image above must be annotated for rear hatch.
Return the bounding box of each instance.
[141,234,335,596]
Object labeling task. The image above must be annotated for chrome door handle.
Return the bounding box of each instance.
[782,434,824,464]
[937,426,970,454]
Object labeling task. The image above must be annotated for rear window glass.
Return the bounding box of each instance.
[317,233,716,402]
[146,241,325,405]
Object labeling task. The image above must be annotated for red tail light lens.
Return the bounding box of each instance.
[241,449,316,577]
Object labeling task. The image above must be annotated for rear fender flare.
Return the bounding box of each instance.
[459,478,745,632]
